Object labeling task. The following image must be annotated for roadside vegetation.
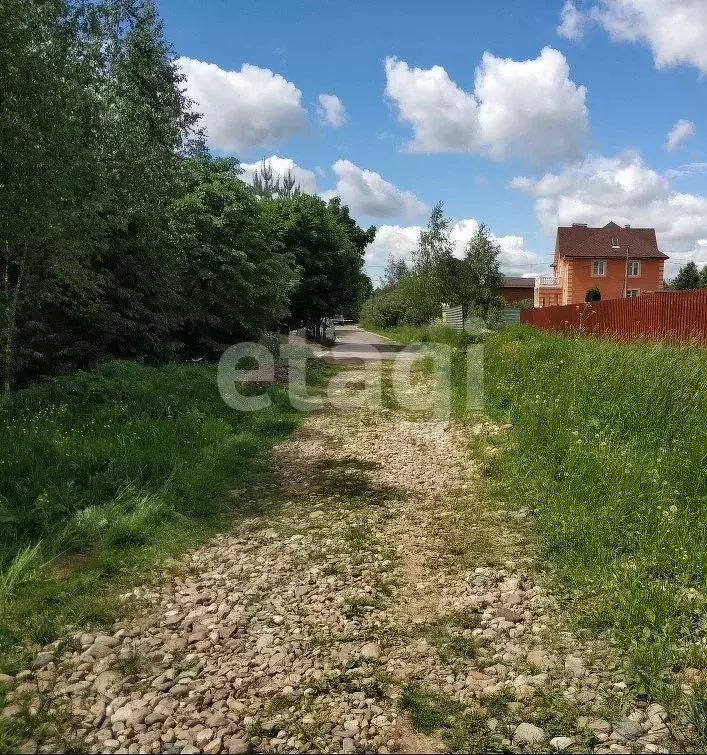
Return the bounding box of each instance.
[380,322,707,719]
[360,204,506,331]
[483,327,707,699]
[2,0,373,394]
[0,357,335,678]
[2,0,368,684]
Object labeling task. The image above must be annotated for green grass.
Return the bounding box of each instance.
[0,357,336,684]
[386,322,707,726]
[372,326,478,418]
[364,322,483,350]
[479,326,707,700]
[400,683,503,752]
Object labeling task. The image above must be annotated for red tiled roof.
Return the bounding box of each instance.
[556,222,669,260]
[503,276,535,288]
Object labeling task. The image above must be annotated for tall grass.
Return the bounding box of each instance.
[0,358,333,675]
[482,327,707,694]
[364,322,483,350]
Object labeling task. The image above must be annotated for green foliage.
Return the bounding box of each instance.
[585,286,601,301]
[482,326,707,688]
[250,159,302,199]
[0,357,333,676]
[172,155,297,354]
[268,195,371,325]
[1,0,375,387]
[670,261,703,290]
[360,206,504,330]
[457,223,504,319]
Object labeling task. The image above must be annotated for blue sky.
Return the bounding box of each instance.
[158,0,707,280]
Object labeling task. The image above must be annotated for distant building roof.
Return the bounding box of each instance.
[557,222,669,260]
[503,276,535,288]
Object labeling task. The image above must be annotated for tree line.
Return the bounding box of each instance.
[1,0,373,391]
[360,202,504,328]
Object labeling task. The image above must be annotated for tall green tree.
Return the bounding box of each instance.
[458,223,504,319]
[7,0,200,383]
[671,261,701,290]
[0,0,100,390]
[84,0,199,362]
[382,256,409,288]
[267,195,369,325]
[412,202,457,316]
[171,155,297,354]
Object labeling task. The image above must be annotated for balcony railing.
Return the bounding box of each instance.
[536,276,561,287]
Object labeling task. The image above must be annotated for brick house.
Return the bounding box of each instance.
[535,222,669,308]
[502,276,535,303]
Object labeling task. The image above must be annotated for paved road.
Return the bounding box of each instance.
[326,324,416,361]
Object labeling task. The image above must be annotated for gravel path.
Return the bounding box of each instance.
[5,392,680,752]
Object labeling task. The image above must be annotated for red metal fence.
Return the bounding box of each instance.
[520,290,707,345]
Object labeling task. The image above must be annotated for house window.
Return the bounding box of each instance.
[626,289,639,298]
[627,260,640,277]
[612,237,620,248]
[592,260,606,276]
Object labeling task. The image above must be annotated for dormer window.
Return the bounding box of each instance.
[612,237,620,248]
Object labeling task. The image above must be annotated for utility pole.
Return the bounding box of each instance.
[623,245,630,297]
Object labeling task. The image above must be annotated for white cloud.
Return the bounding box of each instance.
[330,160,429,218]
[364,220,546,277]
[240,155,317,194]
[665,119,695,151]
[384,47,588,162]
[178,57,306,151]
[557,1,585,39]
[317,94,347,127]
[588,0,707,74]
[666,162,707,178]
[365,225,422,271]
[510,149,707,276]
[666,240,707,278]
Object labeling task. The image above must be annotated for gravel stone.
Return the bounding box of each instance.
[7,372,684,754]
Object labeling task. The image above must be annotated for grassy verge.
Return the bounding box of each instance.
[384,322,707,713]
[370,324,482,419]
[0,357,335,681]
[482,327,707,702]
[362,322,483,350]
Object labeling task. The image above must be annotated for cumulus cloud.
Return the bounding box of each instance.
[384,47,588,162]
[579,0,707,74]
[510,149,707,276]
[557,1,585,39]
[364,220,547,277]
[665,119,695,151]
[330,160,429,218]
[178,57,306,151]
[317,94,347,127]
[239,155,317,194]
